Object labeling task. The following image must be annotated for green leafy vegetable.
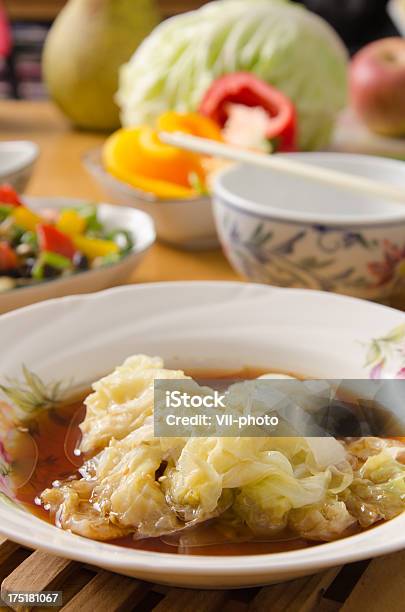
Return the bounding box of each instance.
[106,229,134,254]
[118,0,348,150]
[21,231,38,250]
[32,251,72,280]
[76,204,103,234]
[0,204,12,222]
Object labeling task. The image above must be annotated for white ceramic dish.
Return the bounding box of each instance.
[213,153,405,302]
[0,281,404,588]
[0,197,155,314]
[0,140,39,191]
[83,148,219,251]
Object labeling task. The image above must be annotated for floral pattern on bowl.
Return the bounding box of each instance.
[213,203,405,301]
[366,323,405,379]
[0,367,68,507]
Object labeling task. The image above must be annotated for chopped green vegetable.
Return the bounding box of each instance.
[76,204,103,234]
[32,251,72,280]
[9,226,25,248]
[106,229,134,254]
[0,187,133,288]
[21,231,38,250]
[0,204,12,222]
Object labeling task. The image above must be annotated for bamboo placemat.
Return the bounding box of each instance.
[1,537,405,611]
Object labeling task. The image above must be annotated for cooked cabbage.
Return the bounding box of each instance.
[41,356,405,544]
[341,440,405,528]
[117,0,348,150]
[80,355,189,453]
[289,498,356,541]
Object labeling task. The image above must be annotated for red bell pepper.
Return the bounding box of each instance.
[0,184,22,207]
[37,224,76,260]
[199,72,297,152]
[0,241,18,270]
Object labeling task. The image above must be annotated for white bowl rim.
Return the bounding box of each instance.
[0,196,156,297]
[1,509,405,578]
[0,140,39,176]
[214,152,405,227]
[1,278,398,322]
[0,281,405,578]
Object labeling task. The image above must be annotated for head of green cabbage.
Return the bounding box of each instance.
[117,0,348,151]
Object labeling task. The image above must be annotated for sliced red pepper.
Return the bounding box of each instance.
[0,242,18,270]
[37,224,75,260]
[0,184,22,207]
[199,72,297,152]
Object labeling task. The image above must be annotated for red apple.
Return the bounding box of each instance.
[350,37,405,137]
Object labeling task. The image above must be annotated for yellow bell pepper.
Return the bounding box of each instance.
[103,112,223,200]
[12,206,43,232]
[57,210,86,236]
[73,235,119,260]
[103,126,204,195]
[157,112,223,142]
[107,163,197,199]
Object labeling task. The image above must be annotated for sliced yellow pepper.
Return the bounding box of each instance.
[57,210,86,236]
[157,112,223,142]
[103,111,223,200]
[104,126,204,189]
[73,235,119,260]
[107,163,196,199]
[12,206,43,232]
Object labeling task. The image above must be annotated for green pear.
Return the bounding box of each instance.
[43,0,160,131]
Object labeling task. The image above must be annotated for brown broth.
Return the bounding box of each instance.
[110,534,315,556]
[11,367,341,555]
[15,400,86,523]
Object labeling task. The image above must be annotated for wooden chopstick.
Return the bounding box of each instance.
[159,131,405,206]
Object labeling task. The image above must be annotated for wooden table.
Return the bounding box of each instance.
[1,537,405,611]
[0,100,237,286]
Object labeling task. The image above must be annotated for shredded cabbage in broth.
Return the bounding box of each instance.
[40,355,405,547]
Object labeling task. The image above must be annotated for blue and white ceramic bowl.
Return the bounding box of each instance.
[213,153,405,302]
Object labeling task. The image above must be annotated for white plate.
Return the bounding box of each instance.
[0,197,155,314]
[0,282,404,588]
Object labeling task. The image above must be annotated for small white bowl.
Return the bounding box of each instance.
[0,282,404,587]
[0,140,39,191]
[83,148,219,251]
[0,197,155,314]
[213,153,405,302]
